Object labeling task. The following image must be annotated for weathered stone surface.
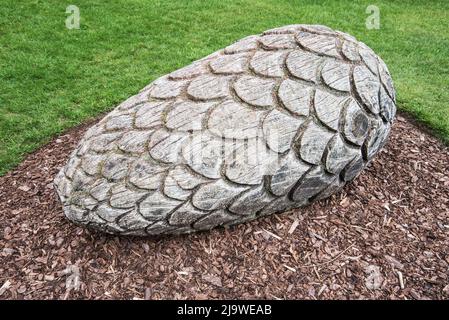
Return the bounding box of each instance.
[295,32,340,58]
[229,184,274,216]
[260,34,297,49]
[250,50,287,77]
[321,59,351,92]
[148,129,187,163]
[353,65,380,114]
[182,132,226,179]
[192,180,249,211]
[139,191,181,221]
[291,166,336,201]
[149,77,188,99]
[299,121,335,164]
[286,50,322,82]
[325,136,360,174]
[208,100,264,139]
[263,109,304,153]
[110,184,147,209]
[278,79,311,116]
[168,202,207,226]
[55,24,396,236]
[341,39,361,61]
[314,89,347,131]
[166,100,214,131]
[187,75,231,100]
[210,52,250,74]
[342,99,370,146]
[128,156,167,190]
[270,152,310,196]
[135,101,168,129]
[234,76,276,107]
[225,139,278,185]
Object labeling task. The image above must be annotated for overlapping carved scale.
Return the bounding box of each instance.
[286,50,322,83]
[295,32,341,58]
[55,24,396,236]
[208,100,265,139]
[321,59,351,92]
[250,50,287,77]
[278,79,311,116]
[262,109,305,153]
[233,76,277,107]
[210,52,250,74]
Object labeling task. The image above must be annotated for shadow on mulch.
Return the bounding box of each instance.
[0,113,448,300]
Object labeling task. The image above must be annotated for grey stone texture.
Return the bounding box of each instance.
[54,24,396,236]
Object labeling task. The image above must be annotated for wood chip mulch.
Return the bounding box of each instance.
[0,114,448,300]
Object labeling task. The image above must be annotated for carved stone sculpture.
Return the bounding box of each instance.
[54,24,396,236]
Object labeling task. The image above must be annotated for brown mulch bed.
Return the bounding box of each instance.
[0,114,448,300]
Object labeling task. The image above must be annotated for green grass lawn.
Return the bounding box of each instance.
[1,0,448,175]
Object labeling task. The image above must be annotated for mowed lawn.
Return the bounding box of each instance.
[0,0,448,175]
